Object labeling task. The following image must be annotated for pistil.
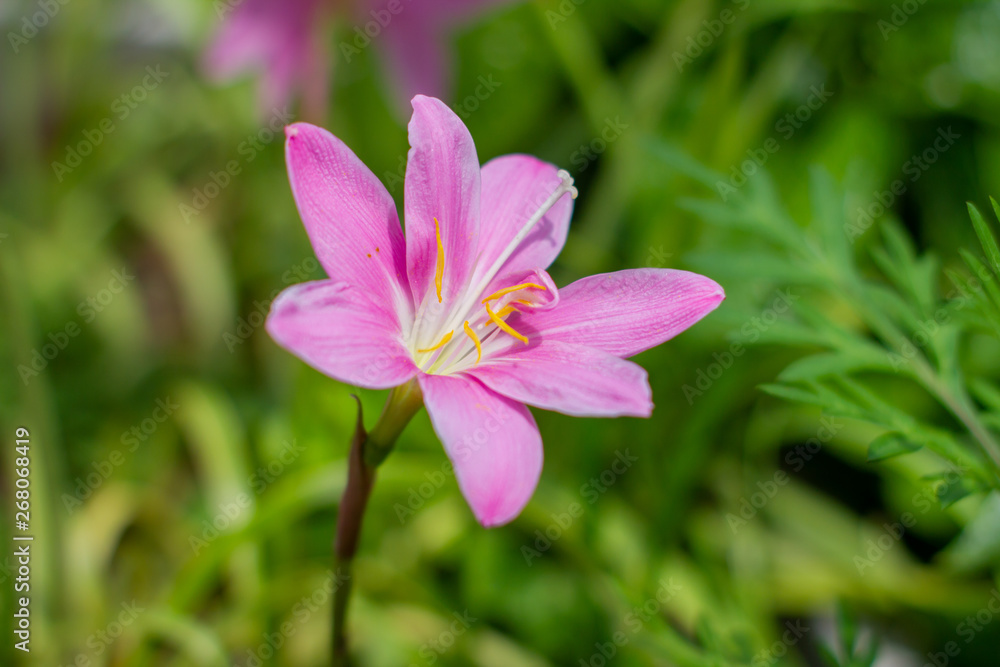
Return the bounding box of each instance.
[412,170,577,372]
[433,171,576,341]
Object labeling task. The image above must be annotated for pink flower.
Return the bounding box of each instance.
[204,0,511,116]
[204,0,330,117]
[363,0,513,110]
[266,96,725,527]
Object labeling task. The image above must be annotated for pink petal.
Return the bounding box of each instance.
[266,281,417,389]
[472,155,574,297]
[375,14,450,115]
[418,373,542,527]
[204,0,326,114]
[285,123,412,320]
[362,0,514,112]
[468,341,653,418]
[499,267,560,311]
[404,96,481,307]
[522,269,725,358]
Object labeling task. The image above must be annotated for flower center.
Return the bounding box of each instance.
[411,170,577,375]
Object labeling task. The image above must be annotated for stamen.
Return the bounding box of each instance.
[428,170,576,348]
[472,171,575,298]
[481,283,547,304]
[495,305,519,318]
[463,321,482,364]
[417,329,453,353]
[434,217,445,303]
[485,302,528,344]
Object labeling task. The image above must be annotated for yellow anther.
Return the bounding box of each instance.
[417,330,453,353]
[463,321,482,364]
[495,305,518,318]
[485,302,528,344]
[434,217,445,303]
[481,282,546,304]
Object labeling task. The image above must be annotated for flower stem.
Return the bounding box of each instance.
[331,379,423,666]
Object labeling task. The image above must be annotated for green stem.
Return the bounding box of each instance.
[364,378,425,467]
[331,379,423,666]
[841,278,1000,476]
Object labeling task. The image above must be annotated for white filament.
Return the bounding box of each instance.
[433,170,577,342]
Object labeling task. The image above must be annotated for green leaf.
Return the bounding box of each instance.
[732,319,831,347]
[970,378,1000,413]
[686,249,813,284]
[758,383,823,406]
[936,476,976,508]
[835,603,858,658]
[968,201,1000,276]
[940,492,1000,573]
[809,166,850,272]
[867,433,922,462]
[958,249,1000,333]
[859,638,880,667]
[778,350,894,382]
[643,138,723,190]
[816,643,842,667]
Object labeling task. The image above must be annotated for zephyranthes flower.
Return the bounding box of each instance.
[266,95,725,526]
[205,0,330,116]
[204,0,512,116]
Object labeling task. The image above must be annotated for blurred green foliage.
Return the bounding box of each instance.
[3,0,1000,665]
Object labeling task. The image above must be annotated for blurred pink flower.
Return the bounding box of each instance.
[204,0,330,117]
[266,96,725,526]
[204,0,512,116]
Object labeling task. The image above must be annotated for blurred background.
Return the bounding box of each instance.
[3,0,1000,665]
